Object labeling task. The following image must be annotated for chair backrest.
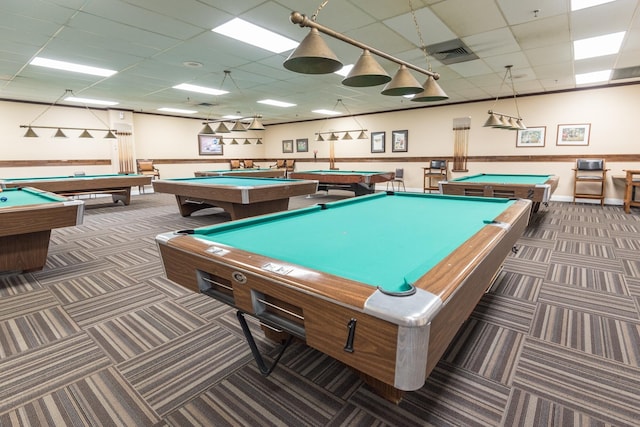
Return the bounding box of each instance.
[137,160,155,172]
[430,160,447,170]
[230,160,241,169]
[395,168,404,179]
[576,159,604,171]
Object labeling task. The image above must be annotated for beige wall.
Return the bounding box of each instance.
[2,84,639,203]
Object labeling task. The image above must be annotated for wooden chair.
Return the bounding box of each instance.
[285,159,296,175]
[270,160,286,169]
[623,169,640,213]
[136,160,160,179]
[573,159,608,206]
[230,160,241,169]
[423,160,448,193]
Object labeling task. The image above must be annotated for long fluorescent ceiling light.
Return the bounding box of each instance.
[571,0,616,11]
[212,18,298,53]
[574,32,625,60]
[575,70,611,84]
[30,57,117,77]
[158,107,197,114]
[173,83,228,96]
[313,109,342,116]
[65,96,119,106]
[258,99,296,108]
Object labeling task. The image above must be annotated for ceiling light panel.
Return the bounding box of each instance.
[212,18,298,53]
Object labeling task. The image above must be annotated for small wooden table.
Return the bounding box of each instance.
[623,170,640,213]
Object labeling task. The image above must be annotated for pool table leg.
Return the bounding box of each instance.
[0,230,51,272]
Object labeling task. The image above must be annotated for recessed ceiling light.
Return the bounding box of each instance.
[312,109,342,116]
[158,107,197,114]
[30,57,117,77]
[65,96,119,106]
[173,83,228,96]
[212,18,298,54]
[257,99,296,108]
[574,32,625,60]
[571,0,616,11]
[575,70,611,84]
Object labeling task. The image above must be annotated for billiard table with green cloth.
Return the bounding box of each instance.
[439,173,559,212]
[0,173,151,205]
[152,176,318,220]
[194,168,286,178]
[156,192,531,402]
[288,170,394,196]
[0,187,84,272]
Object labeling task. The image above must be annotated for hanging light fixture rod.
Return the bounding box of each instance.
[288,11,440,80]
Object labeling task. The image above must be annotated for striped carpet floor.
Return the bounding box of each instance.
[1,193,639,426]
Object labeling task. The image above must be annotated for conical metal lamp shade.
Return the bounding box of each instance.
[231,121,247,132]
[215,122,231,133]
[247,117,265,130]
[283,28,343,74]
[200,123,215,134]
[79,129,93,138]
[483,113,502,127]
[23,126,39,137]
[54,128,68,138]
[105,130,117,139]
[411,76,449,102]
[381,65,423,96]
[342,50,391,87]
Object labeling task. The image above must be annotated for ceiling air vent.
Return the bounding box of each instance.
[611,66,640,81]
[425,39,478,65]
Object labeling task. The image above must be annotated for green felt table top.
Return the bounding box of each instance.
[163,176,302,186]
[190,192,516,294]
[1,174,143,182]
[452,174,553,185]
[0,187,67,207]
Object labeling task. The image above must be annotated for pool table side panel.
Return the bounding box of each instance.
[424,199,531,377]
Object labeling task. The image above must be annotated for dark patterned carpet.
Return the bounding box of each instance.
[1,192,639,426]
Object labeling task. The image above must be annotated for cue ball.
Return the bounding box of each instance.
[0,197,7,202]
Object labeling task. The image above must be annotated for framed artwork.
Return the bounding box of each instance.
[296,138,308,152]
[371,131,385,153]
[516,126,546,147]
[556,124,591,146]
[392,130,408,152]
[282,139,294,153]
[198,134,223,155]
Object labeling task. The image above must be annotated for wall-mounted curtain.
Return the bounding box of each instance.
[452,117,470,172]
[117,131,134,173]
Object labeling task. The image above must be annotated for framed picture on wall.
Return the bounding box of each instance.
[282,139,294,153]
[516,126,546,147]
[391,130,408,152]
[371,131,385,153]
[556,124,591,146]
[198,134,223,155]
[296,138,308,152]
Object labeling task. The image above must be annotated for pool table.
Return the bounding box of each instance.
[439,173,559,212]
[288,170,394,196]
[152,176,318,220]
[194,168,286,178]
[0,174,151,205]
[156,192,532,402]
[0,187,84,272]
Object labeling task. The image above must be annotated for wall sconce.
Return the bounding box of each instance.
[20,89,117,138]
[284,4,447,101]
[483,65,527,131]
